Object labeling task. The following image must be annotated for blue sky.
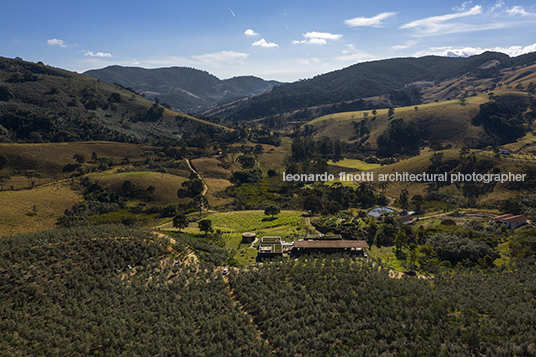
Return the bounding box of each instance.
[1,0,536,82]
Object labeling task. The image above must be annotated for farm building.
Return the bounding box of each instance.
[490,213,515,224]
[258,236,292,256]
[501,215,528,229]
[293,239,367,255]
[397,215,415,225]
[304,234,342,240]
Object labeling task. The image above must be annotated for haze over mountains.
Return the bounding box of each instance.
[84,66,282,114]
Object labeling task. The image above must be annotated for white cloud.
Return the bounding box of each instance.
[400,5,484,36]
[293,32,342,45]
[413,43,536,57]
[252,39,279,48]
[47,38,67,47]
[344,12,396,27]
[83,51,112,57]
[192,51,249,65]
[506,6,533,16]
[244,29,258,36]
[303,32,343,40]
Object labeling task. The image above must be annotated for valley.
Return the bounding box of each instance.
[2,52,536,355]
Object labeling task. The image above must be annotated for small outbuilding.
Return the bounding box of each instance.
[242,232,256,243]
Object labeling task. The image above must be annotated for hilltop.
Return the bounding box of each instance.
[84,65,282,114]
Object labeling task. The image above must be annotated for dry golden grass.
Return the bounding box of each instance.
[190,157,233,180]
[307,96,487,147]
[90,171,189,206]
[0,141,158,175]
[203,178,233,207]
[0,184,81,237]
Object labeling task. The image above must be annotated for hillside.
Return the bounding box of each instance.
[205,51,536,121]
[0,56,230,144]
[84,65,282,113]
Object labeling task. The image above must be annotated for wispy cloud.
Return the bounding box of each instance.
[293,31,342,45]
[244,29,258,36]
[413,43,536,57]
[229,8,235,17]
[252,39,279,48]
[192,51,249,65]
[83,51,112,57]
[453,1,473,12]
[47,38,67,47]
[400,6,486,37]
[489,0,504,13]
[344,12,396,27]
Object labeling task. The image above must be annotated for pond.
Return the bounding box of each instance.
[368,207,394,217]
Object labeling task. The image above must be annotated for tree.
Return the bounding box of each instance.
[411,195,424,212]
[388,107,395,118]
[24,170,38,188]
[264,204,281,219]
[182,179,204,197]
[303,195,323,214]
[173,214,189,231]
[0,155,8,170]
[198,219,213,235]
[236,155,256,169]
[0,173,11,190]
[193,194,209,217]
[399,189,409,210]
[372,109,377,117]
[429,141,443,152]
[73,153,85,164]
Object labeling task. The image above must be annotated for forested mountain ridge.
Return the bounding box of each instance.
[0,56,229,144]
[84,66,282,114]
[205,51,536,121]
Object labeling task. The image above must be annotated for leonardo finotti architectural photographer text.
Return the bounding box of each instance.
[282,171,527,184]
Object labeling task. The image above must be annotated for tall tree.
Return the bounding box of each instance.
[173,214,189,232]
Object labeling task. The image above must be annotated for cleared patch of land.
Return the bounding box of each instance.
[0,184,81,237]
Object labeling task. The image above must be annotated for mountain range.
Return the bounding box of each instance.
[83,66,282,114]
[202,51,536,121]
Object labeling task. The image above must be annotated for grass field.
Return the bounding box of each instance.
[0,184,81,237]
[158,210,307,265]
[0,141,157,176]
[90,171,189,206]
[307,95,487,147]
[328,158,381,170]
